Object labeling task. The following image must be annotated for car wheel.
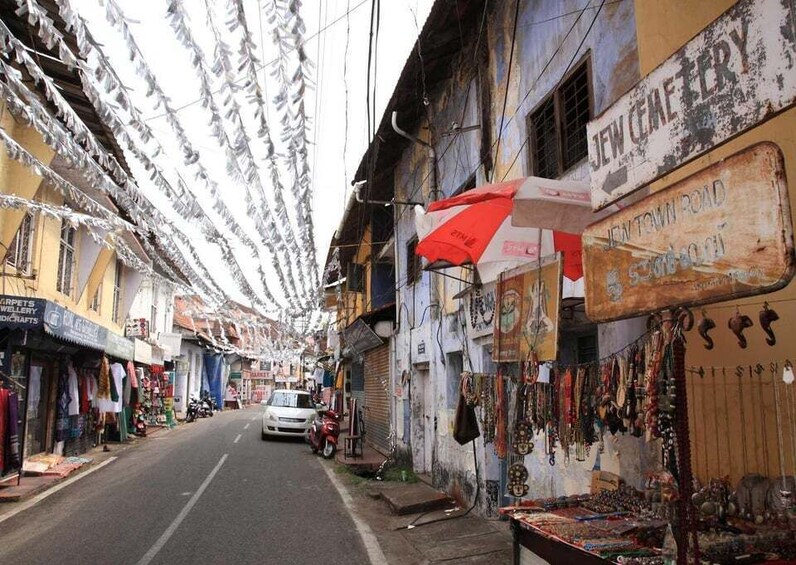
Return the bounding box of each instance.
[322,439,336,459]
[261,430,268,441]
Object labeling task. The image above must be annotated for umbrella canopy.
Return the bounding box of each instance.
[414,177,600,291]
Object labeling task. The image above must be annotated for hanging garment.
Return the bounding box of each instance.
[110,364,125,413]
[97,357,111,399]
[123,373,131,407]
[127,361,137,388]
[7,391,20,469]
[67,365,80,417]
[55,367,71,443]
[0,388,8,474]
[79,372,90,414]
[109,363,120,403]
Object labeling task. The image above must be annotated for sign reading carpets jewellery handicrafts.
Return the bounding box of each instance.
[493,254,562,363]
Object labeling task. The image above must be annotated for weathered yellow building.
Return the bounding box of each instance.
[1,108,137,336]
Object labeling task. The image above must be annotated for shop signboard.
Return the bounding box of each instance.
[43,302,108,351]
[0,295,45,329]
[583,143,794,322]
[106,332,134,361]
[493,255,562,362]
[588,0,796,210]
[464,281,497,338]
[125,317,149,339]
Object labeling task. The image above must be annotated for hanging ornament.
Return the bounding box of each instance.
[759,302,779,346]
[728,308,754,349]
[783,361,794,385]
[697,309,716,350]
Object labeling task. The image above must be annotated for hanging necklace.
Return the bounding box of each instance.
[784,363,796,478]
[737,366,749,476]
[771,362,790,501]
[710,368,721,480]
[754,364,772,478]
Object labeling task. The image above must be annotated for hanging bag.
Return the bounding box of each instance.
[453,393,480,445]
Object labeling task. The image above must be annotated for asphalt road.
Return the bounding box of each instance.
[0,407,370,565]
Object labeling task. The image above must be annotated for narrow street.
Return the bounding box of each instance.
[0,408,369,565]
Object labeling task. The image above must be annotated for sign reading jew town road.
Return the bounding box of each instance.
[588,0,796,210]
[583,143,794,322]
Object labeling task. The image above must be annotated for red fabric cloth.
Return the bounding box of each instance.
[427,179,522,212]
[553,231,583,281]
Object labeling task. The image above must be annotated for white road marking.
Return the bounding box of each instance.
[136,454,228,565]
[243,423,250,430]
[321,462,387,565]
[250,415,258,421]
[180,492,192,497]
[233,434,242,444]
[0,457,118,525]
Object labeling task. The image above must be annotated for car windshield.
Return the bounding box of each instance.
[270,393,313,408]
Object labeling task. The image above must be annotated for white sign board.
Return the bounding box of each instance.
[588,0,796,210]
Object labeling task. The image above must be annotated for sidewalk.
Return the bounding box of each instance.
[328,463,513,564]
[0,423,173,512]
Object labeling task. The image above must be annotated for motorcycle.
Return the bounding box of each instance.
[186,396,212,422]
[308,405,340,459]
[201,393,217,415]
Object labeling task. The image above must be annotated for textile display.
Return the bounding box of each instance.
[110,363,125,413]
[98,357,111,399]
[6,391,20,469]
[0,388,7,473]
[55,366,71,443]
[67,365,80,416]
[202,353,224,410]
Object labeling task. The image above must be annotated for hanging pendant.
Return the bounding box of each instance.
[783,361,794,385]
[759,302,780,346]
[697,309,716,350]
[728,309,754,349]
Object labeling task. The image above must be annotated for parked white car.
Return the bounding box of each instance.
[261,390,317,439]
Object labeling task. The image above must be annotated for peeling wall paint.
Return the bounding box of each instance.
[388,0,650,517]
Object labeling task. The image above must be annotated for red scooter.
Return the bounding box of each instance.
[308,406,340,459]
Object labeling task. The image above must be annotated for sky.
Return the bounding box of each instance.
[76,0,434,319]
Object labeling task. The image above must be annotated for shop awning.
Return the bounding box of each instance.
[106,332,134,361]
[42,301,107,352]
[133,339,152,365]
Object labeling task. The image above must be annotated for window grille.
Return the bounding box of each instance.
[6,213,35,274]
[406,237,421,286]
[528,60,591,178]
[56,222,76,296]
[90,284,102,312]
[112,259,124,324]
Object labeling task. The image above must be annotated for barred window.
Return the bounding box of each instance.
[406,237,421,286]
[90,284,102,312]
[112,259,124,324]
[6,213,35,274]
[56,221,76,296]
[529,60,591,178]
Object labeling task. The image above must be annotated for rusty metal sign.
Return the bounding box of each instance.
[583,143,794,322]
[588,0,796,210]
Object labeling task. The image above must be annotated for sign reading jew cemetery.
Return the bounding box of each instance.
[588,0,796,210]
[583,143,794,322]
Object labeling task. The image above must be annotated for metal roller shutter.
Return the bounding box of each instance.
[364,344,390,454]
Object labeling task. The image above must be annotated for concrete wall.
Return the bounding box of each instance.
[389,0,653,515]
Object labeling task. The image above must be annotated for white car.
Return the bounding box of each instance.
[261,390,317,439]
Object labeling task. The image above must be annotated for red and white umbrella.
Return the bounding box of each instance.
[414,177,612,296]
